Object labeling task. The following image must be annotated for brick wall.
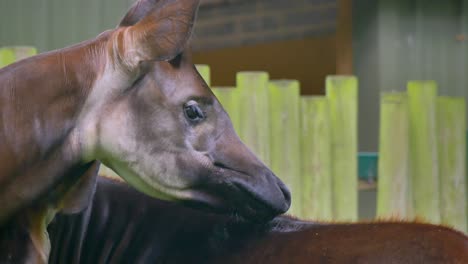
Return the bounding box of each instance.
[193,0,338,51]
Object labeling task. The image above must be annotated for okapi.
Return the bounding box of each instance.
[46,176,468,264]
[0,0,290,262]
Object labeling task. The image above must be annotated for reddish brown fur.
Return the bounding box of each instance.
[47,176,468,264]
[214,222,467,264]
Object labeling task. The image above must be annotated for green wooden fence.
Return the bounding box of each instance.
[0,46,37,67]
[377,92,412,219]
[407,81,440,223]
[1,47,466,233]
[196,65,360,220]
[377,83,467,233]
[326,77,358,221]
[196,65,467,233]
[300,96,332,220]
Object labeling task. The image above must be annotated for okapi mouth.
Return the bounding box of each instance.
[181,184,285,223]
[179,162,291,223]
[228,179,291,222]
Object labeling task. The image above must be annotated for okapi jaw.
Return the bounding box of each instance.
[75,0,290,221]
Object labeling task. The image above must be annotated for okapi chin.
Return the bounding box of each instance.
[0,0,290,262]
[46,176,468,264]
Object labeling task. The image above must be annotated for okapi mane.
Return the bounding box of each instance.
[372,216,468,236]
[288,213,467,238]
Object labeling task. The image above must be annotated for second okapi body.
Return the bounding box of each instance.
[0,0,290,262]
[47,177,468,264]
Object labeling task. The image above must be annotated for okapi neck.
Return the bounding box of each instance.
[0,32,110,224]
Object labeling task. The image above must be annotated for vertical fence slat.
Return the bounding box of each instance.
[377,92,412,219]
[269,80,301,216]
[437,97,467,232]
[0,48,16,67]
[326,75,358,221]
[300,96,333,220]
[212,86,240,133]
[0,46,37,67]
[196,65,241,132]
[407,80,440,223]
[236,72,271,166]
[196,64,211,87]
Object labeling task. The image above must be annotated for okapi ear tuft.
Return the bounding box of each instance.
[115,0,200,70]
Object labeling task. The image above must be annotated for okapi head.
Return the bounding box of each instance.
[78,0,290,220]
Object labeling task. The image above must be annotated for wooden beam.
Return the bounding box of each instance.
[327,75,358,221]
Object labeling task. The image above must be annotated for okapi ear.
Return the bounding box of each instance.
[119,0,160,27]
[115,0,200,69]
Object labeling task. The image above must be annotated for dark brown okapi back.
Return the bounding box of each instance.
[47,177,468,264]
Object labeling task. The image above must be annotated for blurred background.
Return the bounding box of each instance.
[0,0,466,230]
[1,0,467,150]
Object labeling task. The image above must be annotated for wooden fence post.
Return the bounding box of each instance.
[377,92,412,219]
[326,75,358,221]
[236,72,271,166]
[195,64,211,87]
[300,96,333,220]
[407,80,440,223]
[212,87,240,133]
[0,46,37,67]
[196,65,241,131]
[437,96,467,232]
[269,80,301,216]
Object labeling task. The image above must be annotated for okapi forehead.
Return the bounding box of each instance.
[146,51,213,101]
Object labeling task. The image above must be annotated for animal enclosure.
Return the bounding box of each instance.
[195,64,467,233]
[1,46,467,234]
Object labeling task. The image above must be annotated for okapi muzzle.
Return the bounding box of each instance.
[198,126,291,220]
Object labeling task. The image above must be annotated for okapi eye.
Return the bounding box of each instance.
[184,101,205,121]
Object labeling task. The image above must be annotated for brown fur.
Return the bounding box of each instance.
[48,176,468,264]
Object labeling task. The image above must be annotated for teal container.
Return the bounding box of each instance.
[358,152,378,181]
